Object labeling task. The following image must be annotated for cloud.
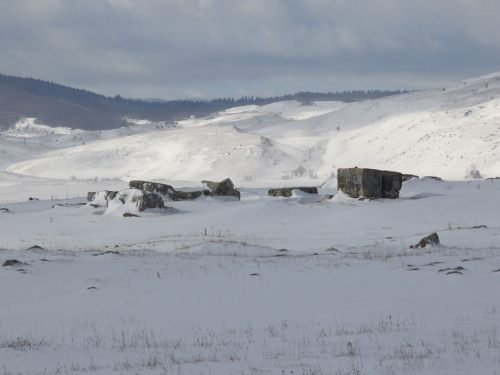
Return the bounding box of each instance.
[0,0,499,99]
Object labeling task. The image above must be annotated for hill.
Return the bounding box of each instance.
[0,72,404,131]
[3,71,500,181]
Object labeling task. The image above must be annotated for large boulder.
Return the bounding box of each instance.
[268,187,318,197]
[381,170,403,199]
[129,180,220,201]
[201,178,240,200]
[337,168,402,199]
[129,180,175,200]
[106,189,164,215]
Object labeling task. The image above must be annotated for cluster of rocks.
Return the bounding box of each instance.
[266,167,419,200]
[87,178,241,213]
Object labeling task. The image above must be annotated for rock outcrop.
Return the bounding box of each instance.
[173,190,210,201]
[337,168,402,199]
[129,180,214,201]
[129,180,175,200]
[107,189,165,214]
[88,190,118,207]
[268,187,318,197]
[202,178,241,200]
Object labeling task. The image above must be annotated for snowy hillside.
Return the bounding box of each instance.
[3,72,500,181]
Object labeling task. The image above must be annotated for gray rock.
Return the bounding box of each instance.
[202,178,241,200]
[423,176,443,181]
[123,213,140,217]
[0,208,10,213]
[107,191,119,200]
[27,245,44,250]
[88,190,118,207]
[380,170,402,198]
[129,180,175,199]
[268,187,319,197]
[402,174,419,182]
[337,168,402,199]
[52,203,86,209]
[2,259,25,267]
[410,233,440,248]
[133,191,165,211]
[173,190,210,201]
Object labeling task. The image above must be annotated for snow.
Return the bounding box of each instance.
[1,176,500,374]
[1,72,500,374]
[5,72,500,182]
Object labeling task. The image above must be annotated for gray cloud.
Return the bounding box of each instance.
[1,0,499,99]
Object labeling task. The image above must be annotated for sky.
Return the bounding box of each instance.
[1,0,500,100]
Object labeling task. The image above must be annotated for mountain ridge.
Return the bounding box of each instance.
[0,72,405,131]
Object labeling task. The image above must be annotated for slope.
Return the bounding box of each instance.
[4,126,308,181]
[5,72,500,181]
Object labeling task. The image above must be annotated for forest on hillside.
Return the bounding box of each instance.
[0,73,407,130]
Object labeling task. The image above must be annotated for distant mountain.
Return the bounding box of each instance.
[0,73,405,131]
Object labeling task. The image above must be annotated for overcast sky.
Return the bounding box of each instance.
[1,0,500,100]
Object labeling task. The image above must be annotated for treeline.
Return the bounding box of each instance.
[0,73,406,131]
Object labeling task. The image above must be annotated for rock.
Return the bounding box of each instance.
[93,251,120,256]
[173,190,210,201]
[381,170,403,198]
[129,180,175,199]
[402,174,419,182]
[0,208,10,213]
[27,245,44,250]
[87,192,96,201]
[123,213,140,217]
[2,259,24,267]
[52,203,86,209]
[89,190,119,207]
[337,168,402,199]
[268,187,319,197]
[135,191,165,211]
[411,233,440,248]
[108,189,165,213]
[28,197,39,201]
[202,178,241,200]
[423,176,443,181]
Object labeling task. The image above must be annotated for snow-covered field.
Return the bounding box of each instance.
[1,175,500,374]
[1,72,500,374]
